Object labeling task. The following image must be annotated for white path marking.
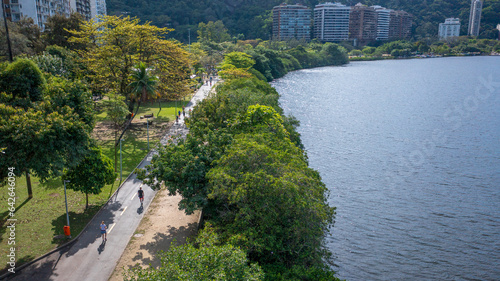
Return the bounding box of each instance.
[120,206,128,216]
[108,223,115,234]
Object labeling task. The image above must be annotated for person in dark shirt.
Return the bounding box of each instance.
[138,187,144,205]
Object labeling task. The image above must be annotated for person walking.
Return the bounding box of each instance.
[100,221,107,241]
[138,187,144,205]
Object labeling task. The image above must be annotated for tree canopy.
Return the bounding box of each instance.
[62,146,116,208]
[0,58,93,197]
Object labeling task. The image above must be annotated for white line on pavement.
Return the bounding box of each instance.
[108,223,115,234]
[130,193,136,200]
[120,206,128,216]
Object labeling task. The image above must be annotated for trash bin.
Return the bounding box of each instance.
[64,226,71,236]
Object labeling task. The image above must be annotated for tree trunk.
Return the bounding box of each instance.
[26,171,33,198]
[114,126,118,172]
[158,99,161,115]
[115,101,142,147]
[86,193,89,209]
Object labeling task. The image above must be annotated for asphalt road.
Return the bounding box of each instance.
[3,82,214,281]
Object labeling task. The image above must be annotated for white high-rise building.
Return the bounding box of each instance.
[468,0,482,36]
[1,0,71,30]
[313,2,350,42]
[1,0,105,30]
[439,18,460,39]
[90,0,106,23]
[372,5,391,41]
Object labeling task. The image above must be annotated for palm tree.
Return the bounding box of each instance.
[128,61,158,110]
[115,62,158,147]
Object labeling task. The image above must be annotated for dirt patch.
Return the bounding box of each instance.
[93,120,173,142]
[108,188,201,281]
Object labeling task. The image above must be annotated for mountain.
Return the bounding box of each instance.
[106,0,500,41]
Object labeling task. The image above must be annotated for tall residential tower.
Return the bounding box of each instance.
[349,3,377,45]
[1,0,106,30]
[313,2,350,42]
[372,5,391,41]
[272,3,311,41]
[468,0,482,36]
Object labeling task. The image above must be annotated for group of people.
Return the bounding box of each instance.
[99,187,145,242]
[175,106,192,123]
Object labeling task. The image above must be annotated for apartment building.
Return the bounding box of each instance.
[313,2,350,42]
[468,0,482,36]
[90,0,106,23]
[272,3,311,41]
[348,3,377,44]
[70,0,90,21]
[388,10,412,40]
[372,5,390,41]
[1,0,105,30]
[439,18,460,39]
[1,0,71,29]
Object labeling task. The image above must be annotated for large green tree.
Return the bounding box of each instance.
[197,21,231,43]
[43,13,85,50]
[0,59,93,198]
[69,15,191,146]
[124,226,263,281]
[206,106,335,270]
[62,146,116,208]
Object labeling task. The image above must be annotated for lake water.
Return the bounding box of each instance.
[272,56,500,280]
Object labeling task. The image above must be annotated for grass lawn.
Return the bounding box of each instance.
[95,99,192,122]
[0,95,195,272]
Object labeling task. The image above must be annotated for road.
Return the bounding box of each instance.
[2,82,214,281]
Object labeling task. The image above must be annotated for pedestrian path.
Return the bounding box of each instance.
[4,82,216,281]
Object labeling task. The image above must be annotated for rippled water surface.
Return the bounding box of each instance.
[272,57,500,280]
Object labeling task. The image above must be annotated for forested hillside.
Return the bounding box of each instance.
[107,0,500,41]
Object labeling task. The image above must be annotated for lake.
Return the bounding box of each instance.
[272,56,500,280]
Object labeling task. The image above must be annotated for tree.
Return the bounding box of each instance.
[124,226,263,281]
[102,93,129,172]
[43,13,84,50]
[197,21,231,43]
[138,129,233,215]
[219,52,255,70]
[30,52,67,77]
[206,133,334,271]
[68,16,191,146]
[0,59,93,198]
[0,19,42,60]
[128,61,158,110]
[62,146,116,208]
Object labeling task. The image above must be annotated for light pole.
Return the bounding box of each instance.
[120,139,124,182]
[146,117,149,150]
[63,180,71,238]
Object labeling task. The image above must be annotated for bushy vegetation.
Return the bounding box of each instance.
[349,38,500,59]
[136,53,339,280]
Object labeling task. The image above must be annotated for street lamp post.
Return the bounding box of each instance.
[120,139,124,182]
[63,180,71,238]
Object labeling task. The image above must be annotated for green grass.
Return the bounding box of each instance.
[96,98,192,122]
[0,96,195,272]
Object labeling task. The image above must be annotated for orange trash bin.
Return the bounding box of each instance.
[64,226,71,236]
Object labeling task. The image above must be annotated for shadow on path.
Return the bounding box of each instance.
[128,223,198,269]
[50,201,122,257]
[4,246,71,281]
[98,240,106,255]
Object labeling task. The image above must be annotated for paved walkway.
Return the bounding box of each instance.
[3,83,215,281]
